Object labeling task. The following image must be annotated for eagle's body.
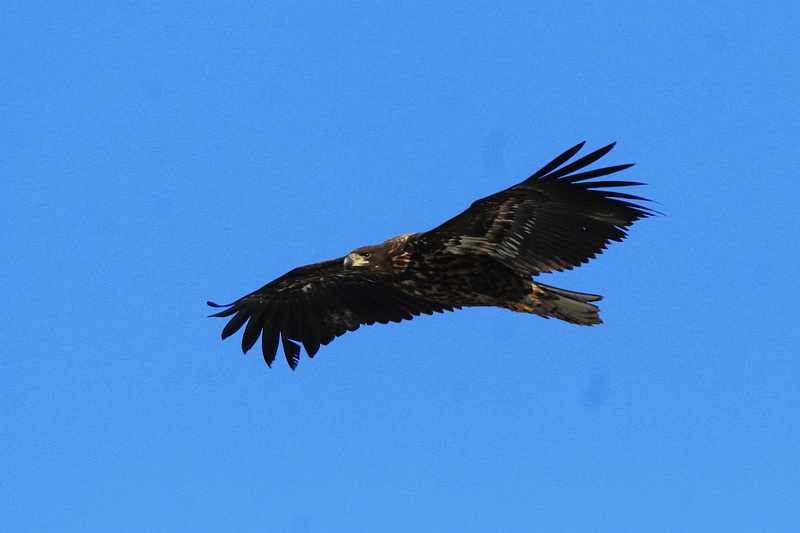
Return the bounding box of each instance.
[209,142,655,369]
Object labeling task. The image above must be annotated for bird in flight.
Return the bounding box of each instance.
[209,142,655,369]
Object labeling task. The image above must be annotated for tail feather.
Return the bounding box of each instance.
[529,282,603,325]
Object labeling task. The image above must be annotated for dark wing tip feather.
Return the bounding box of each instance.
[303,338,321,358]
[241,314,263,354]
[220,310,248,340]
[532,142,621,183]
[565,164,636,183]
[583,179,644,188]
[282,336,301,370]
[551,142,618,180]
[527,141,586,180]
[261,322,280,367]
[207,301,238,318]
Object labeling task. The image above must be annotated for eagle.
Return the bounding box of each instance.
[209,142,654,369]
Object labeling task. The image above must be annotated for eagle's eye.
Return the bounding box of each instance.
[361,252,372,259]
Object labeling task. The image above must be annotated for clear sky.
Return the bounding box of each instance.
[2,2,799,532]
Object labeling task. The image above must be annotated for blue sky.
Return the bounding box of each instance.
[2,2,799,531]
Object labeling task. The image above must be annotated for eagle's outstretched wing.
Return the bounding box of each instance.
[420,142,655,276]
[208,259,453,369]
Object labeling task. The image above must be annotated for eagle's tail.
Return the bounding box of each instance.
[526,282,603,326]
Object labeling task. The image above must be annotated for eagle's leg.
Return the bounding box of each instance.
[507,281,603,326]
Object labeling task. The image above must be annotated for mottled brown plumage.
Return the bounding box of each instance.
[209,142,655,369]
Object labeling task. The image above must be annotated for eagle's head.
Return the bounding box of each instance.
[343,245,387,270]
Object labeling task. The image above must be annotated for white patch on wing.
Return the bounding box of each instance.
[504,235,521,251]
[440,201,539,262]
[445,235,516,260]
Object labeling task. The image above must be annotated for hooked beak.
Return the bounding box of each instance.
[343,254,354,270]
